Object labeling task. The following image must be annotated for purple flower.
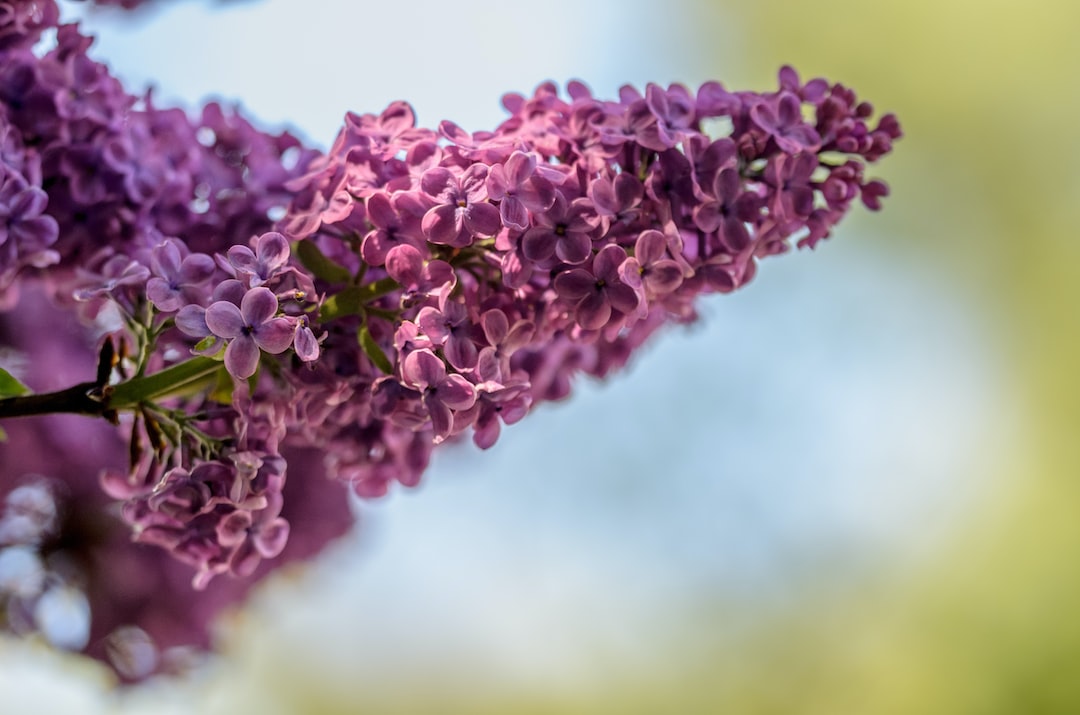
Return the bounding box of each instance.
[420,165,501,247]
[619,229,684,308]
[383,243,456,305]
[750,91,821,154]
[204,287,294,379]
[635,83,696,151]
[360,191,425,266]
[145,239,215,312]
[521,191,599,265]
[553,245,639,331]
[762,153,817,222]
[0,170,59,289]
[475,309,534,384]
[692,167,761,252]
[417,300,478,371]
[461,378,532,450]
[400,348,477,442]
[588,171,643,227]
[485,151,556,231]
[292,315,320,363]
[216,501,290,578]
[225,231,290,287]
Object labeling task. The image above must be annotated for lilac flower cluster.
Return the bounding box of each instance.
[0,0,900,679]
[277,71,900,496]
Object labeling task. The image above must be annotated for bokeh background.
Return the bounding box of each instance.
[3,0,1077,712]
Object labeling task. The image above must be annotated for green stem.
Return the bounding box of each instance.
[109,357,222,409]
[0,356,223,421]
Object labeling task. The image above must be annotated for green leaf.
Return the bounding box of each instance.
[320,278,403,323]
[320,285,366,322]
[294,240,353,284]
[0,366,30,398]
[358,324,394,375]
[109,356,223,409]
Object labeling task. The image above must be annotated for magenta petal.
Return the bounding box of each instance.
[403,349,446,389]
[152,240,183,278]
[481,309,509,345]
[750,102,779,134]
[463,201,501,237]
[176,305,209,337]
[777,92,801,126]
[553,269,596,299]
[146,277,180,311]
[438,374,477,410]
[473,418,501,450]
[522,228,556,262]
[505,151,536,187]
[486,163,510,199]
[240,287,279,325]
[693,204,722,233]
[294,326,319,362]
[475,347,501,383]
[619,258,644,289]
[254,318,295,354]
[608,284,640,315]
[645,261,684,294]
[504,320,534,351]
[593,245,627,280]
[13,187,48,217]
[445,335,478,372]
[385,244,423,286]
[226,245,257,272]
[635,230,667,265]
[576,291,611,330]
[420,167,455,200]
[555,233,591,264]
[205,301,245,339]
[216,510,251,548]
[427,400,453,441]
[257,232,290,268]
[179,253,216,283]
[423,204,463,245]
[253,518,290,558]
[518,177,556,213]
[500,196,530,231]
[230,543,261,578]
[417,306,450,343]
[224,337,260,379]
[424,260,456,292]
[461,164,490,202]
[322,190,355,223]
[366,192,397,227]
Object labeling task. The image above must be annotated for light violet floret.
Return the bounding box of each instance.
[400,348,476,443]
[225,231,290,287]
[484,151,556,231]
[204,287,294,379]
[417,300,478,372]
[419,165,501,247]
[145,239,215,312]
[554,245,639,331]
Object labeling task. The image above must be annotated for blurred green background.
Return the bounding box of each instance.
[5,1,1079,713]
